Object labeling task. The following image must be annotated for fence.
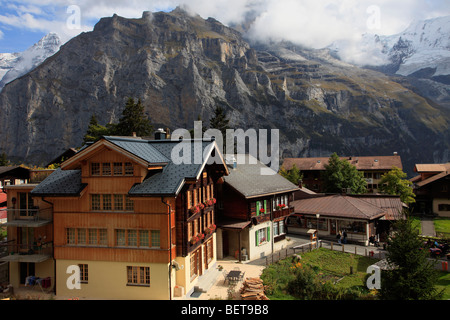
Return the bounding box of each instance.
[263,240,385,266]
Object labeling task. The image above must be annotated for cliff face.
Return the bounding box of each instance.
[0,8,448,175]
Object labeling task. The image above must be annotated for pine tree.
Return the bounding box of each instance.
[83,114,109,144]
[0,152,9,166]
[322,153,367,194]
[113,98,153,137]
[379,218,443,300]
[209,106,230,138]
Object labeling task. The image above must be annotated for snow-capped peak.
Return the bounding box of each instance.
[330,15,450,77]
[0,33,62,90]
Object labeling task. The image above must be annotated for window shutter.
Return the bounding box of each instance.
[267,227,270,242]
[264,200,267,214]
[255,230,259,245]
[256,201,260,216]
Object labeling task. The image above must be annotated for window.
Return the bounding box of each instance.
[91,194,101,211]
[150,230,160,248]
[438,204,450,212]
[124,162,134,176]
[102,194,112,211]
[255,227,270,246]
[256,200,267,216]
[115,229,159,248]
[274,220,285,237]
[128,230,137,246]
[91,194,133,212]
[102,163,111,176]
[88,229,98,245]
[66,228,107,246]
[79,264,88,284]
[339,220,365,234]
[127,266,150,286]
[113,162,123,175]
[67,228,75,245]
[77,228,86,245]
[114,194,124,211]
[139,230,149,247]
[91,163,100,176]
[116,229,126,246]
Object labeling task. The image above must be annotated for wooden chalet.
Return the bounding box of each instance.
[411,163,450,217]
[282,153,403,193]
[27,135,228,300]
[216,155,299,262]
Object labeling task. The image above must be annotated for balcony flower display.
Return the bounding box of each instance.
[189,205,200,215]
[198,203,205,210]
[276,204,287,211]
[190,235,199,245]
[259,208,265,214]
[205,224,217,235]
[205,198,216,207]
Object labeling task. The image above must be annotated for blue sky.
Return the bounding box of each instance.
[1,0,449,53]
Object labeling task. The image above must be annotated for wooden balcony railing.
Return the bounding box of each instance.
[6,207,53,225]
[0,240,53,263]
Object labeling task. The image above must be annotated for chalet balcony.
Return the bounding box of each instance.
[4,207,53,228]
[0,241,53,263]
[273,206,295,220]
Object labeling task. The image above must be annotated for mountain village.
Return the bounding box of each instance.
[0,7,449,303]
[0,126,449,300]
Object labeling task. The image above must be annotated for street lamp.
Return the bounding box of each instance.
[316,213,320,248]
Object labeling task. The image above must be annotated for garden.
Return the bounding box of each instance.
[260,247,450,300]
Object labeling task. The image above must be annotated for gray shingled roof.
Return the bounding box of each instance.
[129,140,217,196]
[31,168,86,196]
[223,154,299,198]
[32,137,222,197]
[104,136,170,164]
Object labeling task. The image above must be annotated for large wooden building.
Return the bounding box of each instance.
[282,154,403,193]
[27,136,228,299]
[411,163,450,217]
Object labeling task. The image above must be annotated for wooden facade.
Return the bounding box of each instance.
[25,137,228,299]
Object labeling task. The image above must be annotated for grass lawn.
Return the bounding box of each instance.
[260,248,378,300]
[436,271,450,300]
[410,216,422,234]
[434,217,450,235]
[261,248,450,300]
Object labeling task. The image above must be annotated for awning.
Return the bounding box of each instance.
[216,219,251,230]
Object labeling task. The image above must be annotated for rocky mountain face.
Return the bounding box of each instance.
[0,33,62,91]
[0,8,448,176]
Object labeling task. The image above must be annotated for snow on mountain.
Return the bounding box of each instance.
[0,53,20,80]
[330,15,450,77]
[0,33,62,90]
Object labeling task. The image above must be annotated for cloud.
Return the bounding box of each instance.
[1,0,450,57]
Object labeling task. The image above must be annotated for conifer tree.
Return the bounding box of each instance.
[380,218,443,300]
[0,152,9,166]
[209,106,230,138]
[83,114,109,144]
[113,98,153,137]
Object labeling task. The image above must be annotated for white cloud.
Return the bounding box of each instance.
[1,0,450,55]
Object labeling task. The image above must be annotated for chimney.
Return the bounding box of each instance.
[165,127,171,139]
[132,132,137,138]
[155,128,166,140]
[393,152,398,156]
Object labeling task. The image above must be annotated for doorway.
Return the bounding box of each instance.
[330,219,337,235]
[19,262,35,284]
